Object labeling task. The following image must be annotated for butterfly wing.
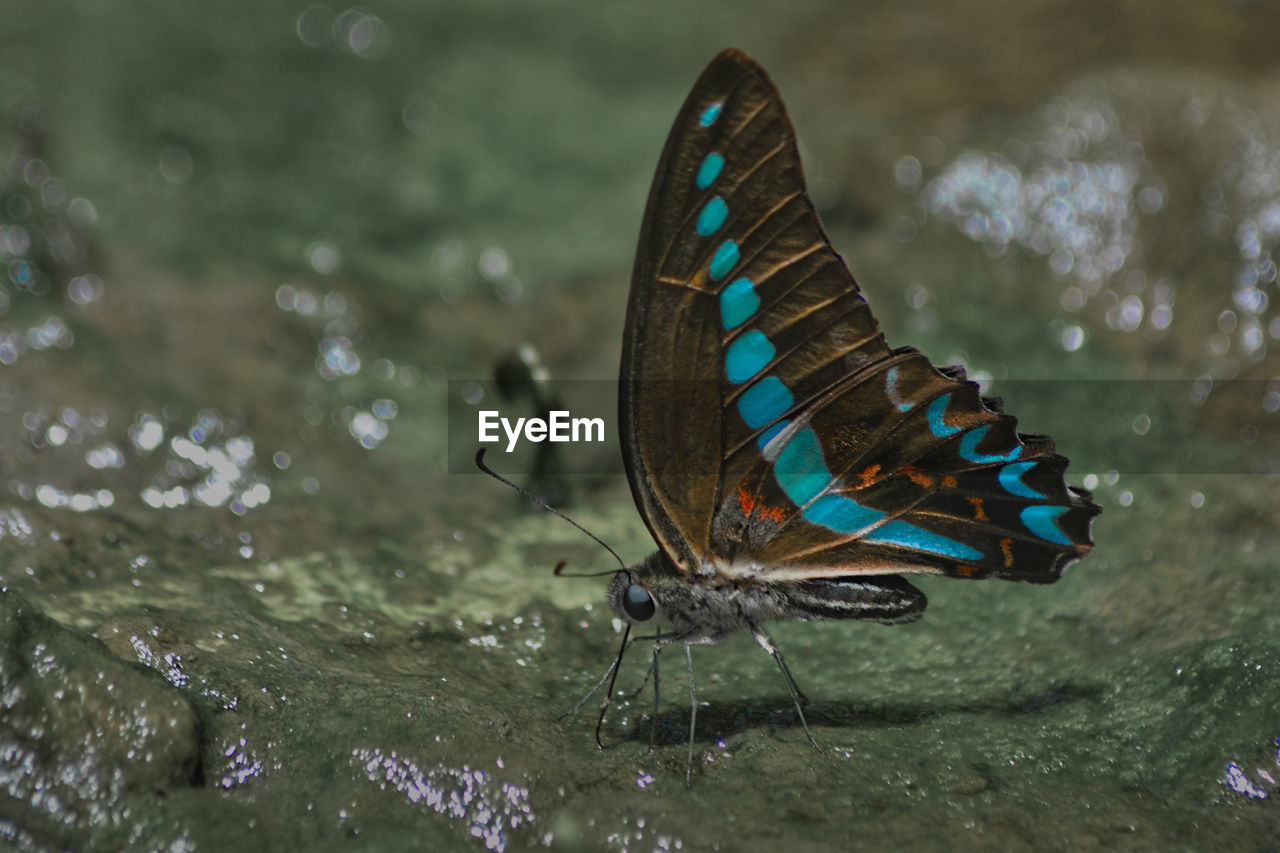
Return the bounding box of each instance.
[621,49,1098,584]
[621,49,885,573]
[714,350,1099,583]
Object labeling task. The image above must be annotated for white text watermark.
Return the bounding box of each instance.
[478,410,606,452]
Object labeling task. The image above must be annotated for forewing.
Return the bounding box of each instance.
[621,49,890,574]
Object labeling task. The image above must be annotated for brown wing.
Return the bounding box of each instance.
[621,50,890,574]
[621,49,1099,582]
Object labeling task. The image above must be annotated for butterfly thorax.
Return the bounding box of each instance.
[609,550,783,643]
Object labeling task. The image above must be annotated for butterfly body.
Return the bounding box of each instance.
[608,550,926,647]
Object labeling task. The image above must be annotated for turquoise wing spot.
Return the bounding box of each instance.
[696,152,724,189]
[927,395,960,437]
[863,520,984,560]
[765,417,988,559]
[736,375,793,429]
[719,277,758,329]
[696,196,729,236]
[803,493,884,533]
[725,330,774,384]
[699,102,723,127]
[756,419,789,451]
[885,366,912,412]
[998,460,1045,499]
[774,426,832,506]
[709,240,739,281]
[959,426,1022,464]
[1020,505,1071,545]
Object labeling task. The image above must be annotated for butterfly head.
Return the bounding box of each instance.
[606,550,752,643]
[607,550,689,628]
[607,565,658,627]
[618,576,657,622]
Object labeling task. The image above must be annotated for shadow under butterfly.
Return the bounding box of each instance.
[495,48,1100,783]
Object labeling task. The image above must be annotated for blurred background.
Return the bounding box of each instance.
[2,1,1279,850]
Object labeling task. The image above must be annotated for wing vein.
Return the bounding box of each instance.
[651,73,781,279]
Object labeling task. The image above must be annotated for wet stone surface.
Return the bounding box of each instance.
[0,595,200,849]
[2,0,1280,850]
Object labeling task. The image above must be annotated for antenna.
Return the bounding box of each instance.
[475,448,628,574]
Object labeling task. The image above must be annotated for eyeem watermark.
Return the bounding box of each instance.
[478,410,606,452]
[452,378,1280,475]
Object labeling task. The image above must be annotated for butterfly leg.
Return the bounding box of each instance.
[636,642,661,753]
[565,627,708,750]
[748,621,820,751]
[650,631,732,781]
[586,627,703,748]
[652,645,664,753]
[601,639,664,753]
[557,655,620,722]
[620,643,660,702]
[555,624,642,748]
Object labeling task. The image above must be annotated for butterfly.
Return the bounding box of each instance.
[568,48,1099,777]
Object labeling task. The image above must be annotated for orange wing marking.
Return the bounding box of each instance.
[966,497,988,521]
[1000,538,1015,568]
[757,505,787,523]
[900,464,934,489]
[737,485,787,523]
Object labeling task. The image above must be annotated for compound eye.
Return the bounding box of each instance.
[622,583,656,621]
